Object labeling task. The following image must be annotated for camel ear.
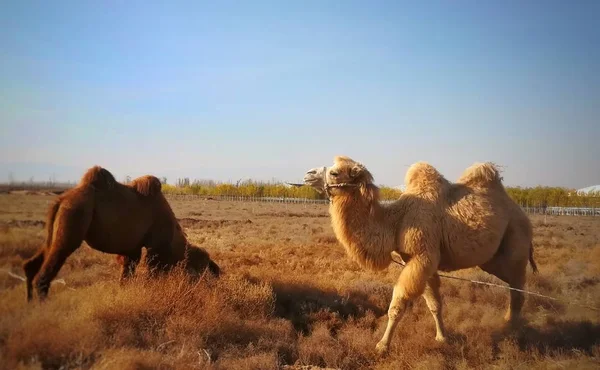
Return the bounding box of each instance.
[350,165,363,178]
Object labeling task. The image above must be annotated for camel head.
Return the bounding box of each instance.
[184,245,221,278]
[327,156,374,187]
[326,156,377,202]
[303,166,328,193]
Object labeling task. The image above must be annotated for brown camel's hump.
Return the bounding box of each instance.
[129,175,163,196]
[404,162,449,194]
[457,162,503,189]
[79,166,117,190]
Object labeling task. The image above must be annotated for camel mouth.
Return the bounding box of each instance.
[327,181,359,190]
[303,176,320,185]
[303,166,327,186]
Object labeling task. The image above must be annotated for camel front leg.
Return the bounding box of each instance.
[119,249,142,282]
[35,238,81,300]
[376,257,434,355]
[376,284,412,355]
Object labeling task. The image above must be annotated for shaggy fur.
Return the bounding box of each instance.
[22,166,220,302]
[322,155,537,355]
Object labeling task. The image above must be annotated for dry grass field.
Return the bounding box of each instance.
[0,193,599,370]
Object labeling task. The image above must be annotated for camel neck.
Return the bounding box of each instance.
[329,189,394,271]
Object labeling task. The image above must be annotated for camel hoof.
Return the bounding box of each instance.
[435,335,447,343]
[375,342,389,356]
[504,312,520,323]
[505,314,525,328]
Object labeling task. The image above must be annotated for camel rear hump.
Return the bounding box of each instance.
[129,175,162,196]
[457,162,503,189]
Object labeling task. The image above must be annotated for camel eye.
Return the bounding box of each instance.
[308,170,316,175]
[330,170,339,177]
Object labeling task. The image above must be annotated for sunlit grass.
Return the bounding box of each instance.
[1,195,599,369]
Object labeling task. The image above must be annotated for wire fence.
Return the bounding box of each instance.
[521,206,600,217]
[165,194,330,204]
[164,194,600,216]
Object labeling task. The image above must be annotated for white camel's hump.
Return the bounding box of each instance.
[457,162,503,188]
[404,162,448,192]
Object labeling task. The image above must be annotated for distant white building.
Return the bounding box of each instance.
[577,185,600,194]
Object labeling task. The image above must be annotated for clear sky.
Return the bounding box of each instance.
[1,1,599,188]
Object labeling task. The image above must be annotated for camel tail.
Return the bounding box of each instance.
[44,198,61,249]
[529,241,538,274]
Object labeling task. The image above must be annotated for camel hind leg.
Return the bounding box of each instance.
[23,249,45,301]
[506,271,526,322]
[422,273,446,342]
[480,226,531,322]
[480,257,527,322]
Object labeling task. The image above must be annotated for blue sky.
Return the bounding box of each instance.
[1,1,599,188]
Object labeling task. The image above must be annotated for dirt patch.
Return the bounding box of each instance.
[8,190,62,196]
[257,212,328,218]
[313,236,338,245]
[569,277,600,289]
[177,218,253,229]
[1,220,46,228]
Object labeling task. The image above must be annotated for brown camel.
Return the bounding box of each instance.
[22,166,220,302]
[322,156,537,354]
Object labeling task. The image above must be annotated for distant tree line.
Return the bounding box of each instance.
[162,179,326,199]
[162,180,600,206]
[505,186,600,208]
[3,175,598,207]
